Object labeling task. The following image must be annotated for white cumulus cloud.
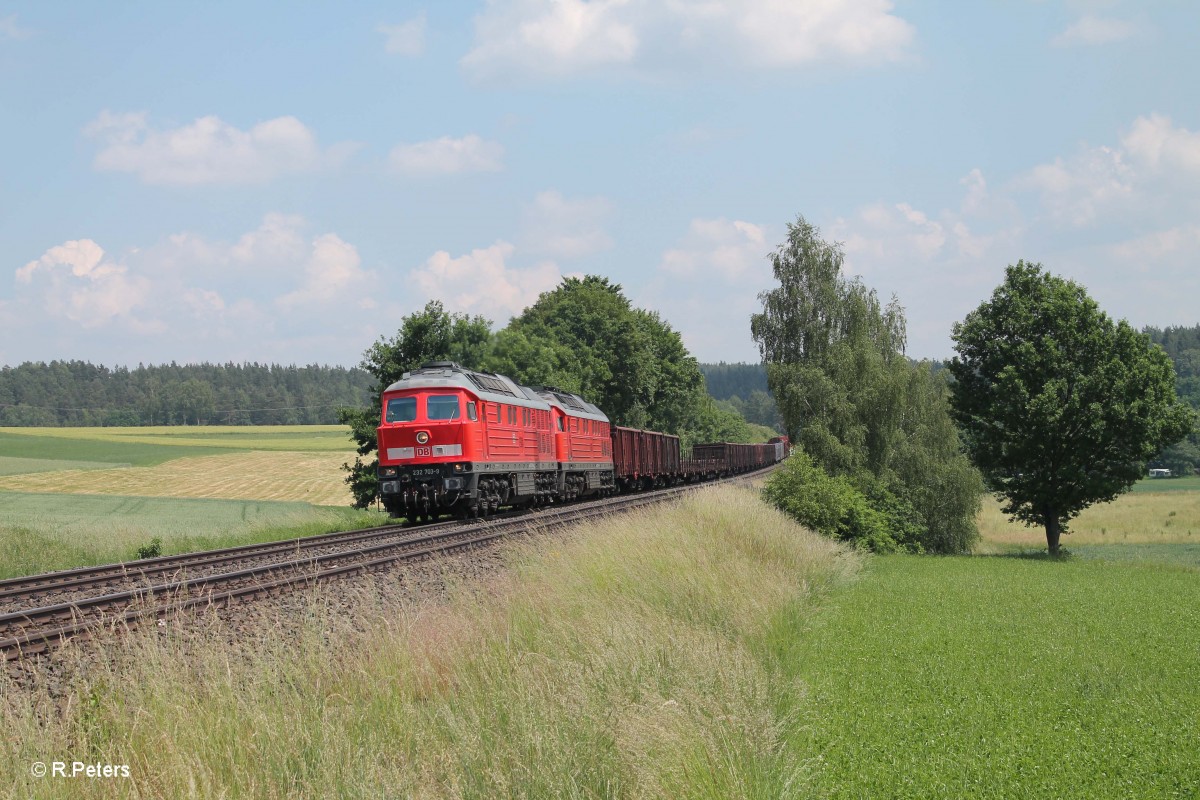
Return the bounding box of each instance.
[85,111,331,185]
[378,13,427,56]
[638,217,772,361]
[521,190,614,258]
[1018,145,1135,226]
[1120,113,1200,174]
[387,134,505,175]
[409,241,562,322]
[1,13,31,38]
[1051,15,1140,47]
[660,218,768,281]
[1017,115,1200,226]
[462,0,915,81]
[278,234,375,310]
[16,239,154,330]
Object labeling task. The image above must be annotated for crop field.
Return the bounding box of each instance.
[788,554,1200,797]
[0,425,355,502]
[977,478,1200,555]
[0,425,375,576]
[0,424,351,455]
[0,451,355,505]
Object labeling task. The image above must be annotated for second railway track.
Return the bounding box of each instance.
[0,468,772,662]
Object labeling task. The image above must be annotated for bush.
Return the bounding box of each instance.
[763,450,902,553]
[134,537,163,560]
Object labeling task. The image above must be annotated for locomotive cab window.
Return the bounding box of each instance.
[386,396,417,423]
[427,395,461,421]
[557,416,564,431]
[467,402,477,421]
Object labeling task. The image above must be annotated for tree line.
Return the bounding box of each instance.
[1143,324,1200,476]
[0,361,373,426]
[699,362,783,431]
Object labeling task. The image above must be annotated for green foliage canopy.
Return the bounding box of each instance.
[1143,323,1200,476]
[762,448,913,553]
[949,261,1197,553]
[752,215,983,553]
[492,276,705,432]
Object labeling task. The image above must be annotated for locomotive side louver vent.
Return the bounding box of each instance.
[555,393,586,411]
[467,372,518,397]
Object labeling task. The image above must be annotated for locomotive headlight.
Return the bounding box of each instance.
[380,467,398,477]
[416,431,430,444]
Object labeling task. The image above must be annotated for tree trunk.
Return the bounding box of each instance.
[1045,514,1062,556]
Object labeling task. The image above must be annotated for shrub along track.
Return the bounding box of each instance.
[0,467,773,661]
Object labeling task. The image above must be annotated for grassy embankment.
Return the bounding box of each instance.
[0,426,385,576]
[2,486,858,799]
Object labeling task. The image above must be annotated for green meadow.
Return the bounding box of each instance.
[786,555,1200,797]
[0,492,384,579]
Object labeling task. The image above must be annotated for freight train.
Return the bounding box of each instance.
[375,361,788,521]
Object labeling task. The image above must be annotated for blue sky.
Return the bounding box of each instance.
[2,1,1198,368]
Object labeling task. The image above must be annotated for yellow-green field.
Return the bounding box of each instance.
[976,481,1200,551]
[0,425,375,575]
[0,424,353,452]
[0,425,355,505]
[0,451,353,506]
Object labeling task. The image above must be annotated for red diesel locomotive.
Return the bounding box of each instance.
[376,362,613,519]
[375,361,786,521]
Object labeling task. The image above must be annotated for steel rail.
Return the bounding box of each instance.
[1,466,774,661]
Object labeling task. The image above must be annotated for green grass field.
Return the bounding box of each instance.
[1131,474,1200,493]
[785,554,1200,797]
[0,491,386,578]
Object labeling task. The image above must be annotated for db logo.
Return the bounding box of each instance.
[416,447,431,457]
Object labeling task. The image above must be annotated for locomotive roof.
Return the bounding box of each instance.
[533,387,610,423]
[384,363,552,411]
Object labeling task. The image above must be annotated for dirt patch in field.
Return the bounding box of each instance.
[0,451,352,505]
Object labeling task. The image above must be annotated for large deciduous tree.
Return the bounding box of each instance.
[752,215,983,553]
[491,276,706,433]
[949,261,1196,554]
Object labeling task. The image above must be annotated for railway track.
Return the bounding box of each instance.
[0,467,772,661]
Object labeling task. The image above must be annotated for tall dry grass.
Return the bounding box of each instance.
[1,485,857,799]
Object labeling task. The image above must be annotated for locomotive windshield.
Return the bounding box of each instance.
[385,396,417,423]
[427,395,461,420]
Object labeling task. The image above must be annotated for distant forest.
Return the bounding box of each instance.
[698,362,782,430]
[1144,324,1200,475]
[0,359,779,429]
[0,361,373,426]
